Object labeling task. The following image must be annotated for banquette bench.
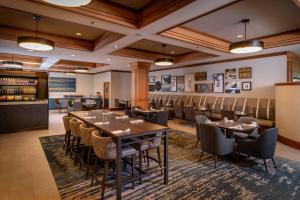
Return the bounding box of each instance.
[149,94,275,128]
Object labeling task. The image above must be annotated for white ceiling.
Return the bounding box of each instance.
[0,0,299,73]
[183,0,300,42]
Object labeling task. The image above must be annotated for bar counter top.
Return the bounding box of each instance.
[0,100,48,105]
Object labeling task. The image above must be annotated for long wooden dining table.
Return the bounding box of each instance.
[69,110,169,200]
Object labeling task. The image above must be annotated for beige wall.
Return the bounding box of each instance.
[149,55,287,99]
[276,84,300,142]
[110,71,131,107]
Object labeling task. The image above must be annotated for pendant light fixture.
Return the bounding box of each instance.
[17,16,54,51]
[42,0,92,7]
[74,67,88,73]
[154,44,174,66]
[229,19,263,54]
[1,55,23,69]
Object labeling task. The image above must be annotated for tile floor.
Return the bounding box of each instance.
[0,111,299,200]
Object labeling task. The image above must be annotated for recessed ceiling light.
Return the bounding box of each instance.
[75,32,82,36]
[114,44,118,49]
[170,51,175,54]
[42,0,92,7]
[74,67,88,73]
[236,35,243,38]
[27,49,34,52]
[106,58,110,62]
[71,54,75,57]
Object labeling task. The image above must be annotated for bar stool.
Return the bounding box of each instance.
[79,124,95,178]
[63,115,73,155]
[91,130,137,200]
[69,118,83,165]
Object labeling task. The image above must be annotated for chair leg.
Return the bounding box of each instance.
[74,138,81,166]
[194,139,199,149]
[214,156,218,168]
[63,131,67,150]
[146,150,150,167]
[139,150,143,184]
[131,155,135,189]
[101,160,109,200]
[156,147,163,175]
[70,137,75,158]
[263,159,268,173]
[65,132,71,156]
[271,158,277,168]
[198,151,204,162]
[91,158,98,186]
[85,147,92,179]
[236,152,240,162]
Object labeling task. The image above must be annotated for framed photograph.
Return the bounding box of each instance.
[49,77,76,92]
[155,81,161,91]
[195,84,213,93]
[239,67,252,79]
[149,76,155,83]
[161,85,171,92]
[225,82,241,94]
[195,72,207,81]
[171,76,177,92]
[242,82,252,91]
[177,75,185,92]
[161,75,171,85]
[184,73,195,92]
[213,73,224,93]
[149,85,155,92]
[225,68,237,79]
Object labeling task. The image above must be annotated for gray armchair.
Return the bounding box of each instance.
[194,115,208,148]
[236,127,278,172]
[233,117,259,139]
[199,123,236,168]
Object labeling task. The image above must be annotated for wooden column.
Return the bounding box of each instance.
[130,62,151,110]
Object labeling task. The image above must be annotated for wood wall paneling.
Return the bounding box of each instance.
[287,52,300,82]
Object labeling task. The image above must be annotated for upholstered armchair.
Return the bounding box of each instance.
[233,117,259,139]
[199,123,236,168]
[148,111,168,126]
[194,115,208,148]
[236,127,278,172]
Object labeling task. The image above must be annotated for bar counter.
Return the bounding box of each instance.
[0,100,49,133]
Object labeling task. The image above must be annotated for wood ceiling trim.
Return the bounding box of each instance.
[139,0,196,28]
[28,0,138,28]
[50,59,108,70]
[160,26,230,53]
[93,32,124,50]
[175,51,218,63]
[260,29,300,49]
[0,52,43,68]
[0,25,94,51]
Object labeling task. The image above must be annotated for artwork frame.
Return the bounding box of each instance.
[242,82,252,91]
[161,85,171,92]
[225,68,237,79]
[184,73,195,92]
[161,75,171,85]
[195,84,213,93]
[177,75,185,92]
[225,82,241,94]
[155,81,161,91]
[49,77,76,92]
[149,85,155,92]
[171,76,177,92]
[239,67,252,79]
[149,76,155,83]
[195,72,207,81]
[213,73,224,93]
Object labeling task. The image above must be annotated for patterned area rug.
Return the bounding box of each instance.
[39,129,300,200]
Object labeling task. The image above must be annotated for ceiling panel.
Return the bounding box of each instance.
[182,0,300,42]
[128,39,195,56]
[108,0,155,10]
[0,6,107,41]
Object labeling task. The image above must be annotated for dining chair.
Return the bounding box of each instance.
[60,98,69,112]
[194,115,208,148]
[221,110,235,120]
[198,123,236,168]
[73,101,83,111]
[79,124,95,178]
[183,106,195,126]
[115,98,126,108]
[233,117,259,139]
[236,127,278,173]
[69,118,83,165]
[174,104,184,125]
[54,98,61,113]
[148,111,168,126]
[91,130,137,200]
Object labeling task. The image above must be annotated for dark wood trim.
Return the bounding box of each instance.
[94,70,131,75]
[150,51,288,72]
[278,135,300,150]
[275,82,300,86]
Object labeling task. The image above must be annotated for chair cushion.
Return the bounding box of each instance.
[121,146,137,158]
[233,132,249,139]
[256,119,275,127]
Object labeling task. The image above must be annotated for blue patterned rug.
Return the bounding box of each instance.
[39,130,300,200]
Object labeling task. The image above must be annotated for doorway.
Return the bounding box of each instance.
[103,82,110,108]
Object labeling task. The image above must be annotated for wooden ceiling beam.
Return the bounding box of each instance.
[93,32,124,50]
[50,59,107,70]
[0,52,43,68]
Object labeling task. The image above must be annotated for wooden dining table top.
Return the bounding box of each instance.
[69,110,168,139]
[207,120,259,133]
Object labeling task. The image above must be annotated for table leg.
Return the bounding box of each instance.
[116,138,122,200]
[163,130,169,185]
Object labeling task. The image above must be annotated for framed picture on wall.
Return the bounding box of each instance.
[149,76,155,83]
[184,73,195,92]
[149,85,155,92]
[242,82,252,91]
[161,85,171,92]
[239,67,252,79]
[171,76,177,92]
[225,68,237,79]
[213,73,224,93]
[195,84,213,93]
[161,75,171,84]
[177,75,185,92]
[155,81,161,91]
[195,72,207,81]
[225,82,241,94]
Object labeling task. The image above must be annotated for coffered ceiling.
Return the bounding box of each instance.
[0,0,299,73]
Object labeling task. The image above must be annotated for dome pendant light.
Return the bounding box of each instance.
[229,19,264,54]
[154,44,174,66]
[42,0,92,7]
[17,16,54,51]
[1,55,23,69]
